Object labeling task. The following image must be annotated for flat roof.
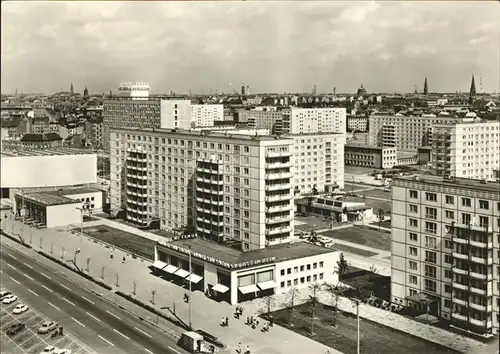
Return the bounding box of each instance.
[16,187,101,206]
[393,175,500,193]
[57,187,102,196]
[1,148,96,157]
[162,237,334,267]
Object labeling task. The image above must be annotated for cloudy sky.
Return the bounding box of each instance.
[1,1,499,95]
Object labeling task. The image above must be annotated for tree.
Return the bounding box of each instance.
[285,288,299,326]
[308,283,321,335]
[377,208,385,230]
[262,295,275,317]
[323,283,341,327]
[336,253,349,282]
[309,230,319,243]
[312,186,319,195]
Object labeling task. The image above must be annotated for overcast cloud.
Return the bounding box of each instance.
[1,1,499,94]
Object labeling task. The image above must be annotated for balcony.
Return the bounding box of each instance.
[452,298,468,306]
[452,282,468,291]
[471,256,492,265]
[452,267,468,275]
[453,237,468,245]
[470,318,491,328]
[196,166,221,174]
[265,194,291,203]
[267,204,292,214]
[127,165,147,172]
[196,177,223,185]
[470,286,486,296]
[266,215,291,224]
[265,161,292,169]
[470,303,489,312]
[127,199,147,207]
[451,313,468,322]
[469,271,489,281]
[453,222,492,233]
[126,181,137,188]
[452,251,469,260]
[266,226,292,236]
[470,240,493,248]
[265,183,292,192]
[266,172,292,180]
[266,151,292,158]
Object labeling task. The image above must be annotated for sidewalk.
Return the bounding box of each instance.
[2,217,492,354]
[1,217,338,354]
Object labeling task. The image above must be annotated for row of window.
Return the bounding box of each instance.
[409,191,499,211]
[280,273,324,288]
[280,261,324,276]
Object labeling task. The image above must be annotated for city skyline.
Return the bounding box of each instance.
[1,1,499,95]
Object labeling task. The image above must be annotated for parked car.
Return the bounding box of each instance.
[53,349,72,354]
[2,294,17,304]
[13,304,29,314]
[38,321,58,334]
[40,346,56,354]
[0,290,12,299]
[7,323,25,336]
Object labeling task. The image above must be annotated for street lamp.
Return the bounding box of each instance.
[75,201,91,246]
[188,246,193,330]
[350,298,361,354]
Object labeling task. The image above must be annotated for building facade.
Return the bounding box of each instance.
[110,128,294,250]
[368,115,460,152]
[236,109,284,133]
[290,133,345,195]
[347,116,368,132]
[191,104,224,127]
[116,82,150,100]
[345,145,397,169]
[391,175,499,336]
[431,120,500,181]
[281,108,346,135]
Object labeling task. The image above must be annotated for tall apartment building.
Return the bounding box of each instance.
[191,104,224,127]
[281,108,346,135]
[236,109,284,133]
[368,115,459,152]
[84,119,103,149]
[102,98,161,152]
[116,82,150,100]
[347,116,368,132]
[289,133,345,195]
[160,100,192,130]
[432,120,500,181]
[110,128,294,251]
[391,175,499,336]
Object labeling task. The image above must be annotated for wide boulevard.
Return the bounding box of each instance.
[0,241,189,354]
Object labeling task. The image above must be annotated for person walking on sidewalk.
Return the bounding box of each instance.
[244,345,250,354]
[236,342,242,354]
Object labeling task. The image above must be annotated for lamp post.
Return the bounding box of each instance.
[75,202,90,270]
[188,246,193,330]
[350,298,361,354]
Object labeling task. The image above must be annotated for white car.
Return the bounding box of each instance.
[53,349,72,354]
[2,294,17,304]
[38,321,58,334]
[0,290,12,299]
[13,304,28,314]
[40,346,56,354]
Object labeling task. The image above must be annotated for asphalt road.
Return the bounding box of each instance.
[0,243,189,354]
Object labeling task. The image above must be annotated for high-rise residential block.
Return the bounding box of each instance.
[431,120,500,181]
[391,175,499,336]
[110,128,294,251]
[160,100,192,130]
[281,108,346,135]
[368,115,460,152]
[236,109,284,133]
[191,104,224,127]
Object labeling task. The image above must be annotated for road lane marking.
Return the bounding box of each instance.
[113,329,130,340]
[81,296,95,305]
[42,285,54,293]
[22,272,34,281]
[25,264,33,269]
[98,335,115,347]
[71,317,86,327]
[28,289,39,297]
[10,277,20,284]
[106,310,121,320]
[168,346,181,354]
[7,254,18,260]
[60,284,71,291]
[7,264,16,270]
[86,312,101,322]
[145,349,154,354]
[135,327,152,338]
[62,297,75,306]
[48,302,61,311]
[40,272,51,280]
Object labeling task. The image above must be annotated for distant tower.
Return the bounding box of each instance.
[83,86,89,100]
[469,75,476,103]
[312,84,317,96]
[246,85,250,95]
[423,77,428,95]
[241,83,246,96]
[333,86,336,95]
[414,85,417,94]
[70,82,74,95]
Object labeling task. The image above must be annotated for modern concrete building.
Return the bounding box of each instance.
[153,236,339,305]
[236,109,284,133]
[84,119,103,149]
[110,127,295,250]
[431,120,500,181]
[191,104,224,127]
[391,175,499,336]
[116,82,150,100]
[368,115,460,152]
[281,108,346,135]
[344,144,397,169]
[290,133,345,195]
[160,100,192,130]
[347,116,368,132]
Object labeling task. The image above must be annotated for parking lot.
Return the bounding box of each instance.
[1,293,93,354]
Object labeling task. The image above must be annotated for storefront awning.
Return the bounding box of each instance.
[152,261,168,270]
[186,274,203,284]
[212,284,229,293]
[238,284,259,294]
[164,265,178,274]
[174,268,190,278]
[257,280,277,291]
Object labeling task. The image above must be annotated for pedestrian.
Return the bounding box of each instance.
[221,316,225,327]
[269,316,274,327]
[246,316,250,325]
[239,307,243,316]
[245,345,250,354]
[236,342,242,354]
[122,256,126,263]
[225,316,229,327]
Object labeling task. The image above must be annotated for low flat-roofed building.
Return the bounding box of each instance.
[295,195,373,223]
[417,146,433,165]
[14,187,103,228]
[345,144,397,169]
[154,236,338,305]
[20,133,63,149]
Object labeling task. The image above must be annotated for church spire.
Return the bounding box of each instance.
[423,77,428,95]
[70,82,74,95]
[470,74,476,97]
